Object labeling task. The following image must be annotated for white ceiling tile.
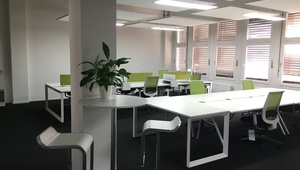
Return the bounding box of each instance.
[117,0,191,12]
[117,11,157,21]
[148,16,217,26]
[247,0,300,13]
[193,6,255,20]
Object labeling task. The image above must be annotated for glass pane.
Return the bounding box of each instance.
[245,45,270,80]
[282,44,300,83]
[176,47,186,71]
[216,46,235,78]
[193,47,208,74]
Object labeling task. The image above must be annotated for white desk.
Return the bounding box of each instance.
[146,96,230,168]
[45,83,71,123]
[144,88,300,168]
[79,95,147,170]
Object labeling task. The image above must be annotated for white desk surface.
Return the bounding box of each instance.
[79,95,147,108]
[146,96,229,119]
[45,83,71,93]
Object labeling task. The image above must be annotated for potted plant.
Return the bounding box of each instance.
[78,42,131,99]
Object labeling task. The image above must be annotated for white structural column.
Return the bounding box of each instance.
[9,0,30,104]
[69,0,116,170]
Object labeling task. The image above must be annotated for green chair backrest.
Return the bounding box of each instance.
[242,79,254,90]
[158,69,168,79]
[190,73,201,80]
[265,91,283,112]
[262,91,283,126]
[144,76,159,96]
[128,72,153,82]
[60,74,71,86]
[189,80,206,95]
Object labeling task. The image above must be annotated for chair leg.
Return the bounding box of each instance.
[68,149,72,170]
[82,151,87,170]
[156,132,160,170]
[90,141,94,170]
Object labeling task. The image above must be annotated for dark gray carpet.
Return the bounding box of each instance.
[1,100,300,170]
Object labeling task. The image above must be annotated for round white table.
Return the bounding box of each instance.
[79,95,147,170]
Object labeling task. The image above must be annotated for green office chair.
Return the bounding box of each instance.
[190,73,201,80]
[241,91,285,149]
[242,79,254,90]
[189,80,211,141]
[189,80,206,95]
[240,79,255,120]
[143,76,159,97]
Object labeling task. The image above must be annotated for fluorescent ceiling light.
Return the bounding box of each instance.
[243,12,285,21]
[154,0,217,10]
[116,23,124,26]
[151,27,183,31]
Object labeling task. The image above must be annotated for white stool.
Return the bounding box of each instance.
[141,116,181,170]
[37,126,94,170]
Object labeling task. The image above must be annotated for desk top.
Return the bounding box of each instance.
[79,95,147,108]
[46,83,71,93]
[146,96,229,119]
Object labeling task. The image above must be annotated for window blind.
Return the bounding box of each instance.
[286,12,300,38]
[216,46,235,77]
[193,24,209,42]
[193,47,208,74]
[217,20,237,41]
[248,19,272,39]
[176,47,186,71]
[245,45,270,81]
[282,44,300,83]
[177,28,187,43]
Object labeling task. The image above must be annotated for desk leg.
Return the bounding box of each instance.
[111,108,117,170]
[60,93,64,123]
[186,113,229,168]
[45,85,49,111]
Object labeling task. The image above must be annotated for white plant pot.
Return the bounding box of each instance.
[99,86,113,99]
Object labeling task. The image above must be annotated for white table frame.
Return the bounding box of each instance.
[45,83,71,123]
[146,96,230,168]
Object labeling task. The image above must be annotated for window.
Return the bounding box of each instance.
[194,25,209,42]
[244,19,272,81]
[216,20,237,78]
[285,12,300,38]
[193,25,209,74]
[248,19,272,39]
[216,46,235,77]
[281,12,300,83]
[282,44,300,83]
[176,47,186,71]
[176,28,187,71]
[217,20,236,41]
[193,47,208,74]
[245,45,270,80]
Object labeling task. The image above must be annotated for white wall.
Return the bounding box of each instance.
[1,0,172,103]
[26,0,70,101]
[117,27,168,75]
[0,0,12,103]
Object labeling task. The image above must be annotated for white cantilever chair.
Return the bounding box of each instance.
[141,116,181,170]
[36,126,94,170]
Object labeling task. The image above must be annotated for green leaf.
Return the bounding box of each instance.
[102,42,110,60]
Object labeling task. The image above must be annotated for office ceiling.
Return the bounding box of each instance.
[116,0,300,29]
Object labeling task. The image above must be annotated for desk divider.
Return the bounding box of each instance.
[127,72,153,82]
[164,71,190,80]
[60,74,71,86]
